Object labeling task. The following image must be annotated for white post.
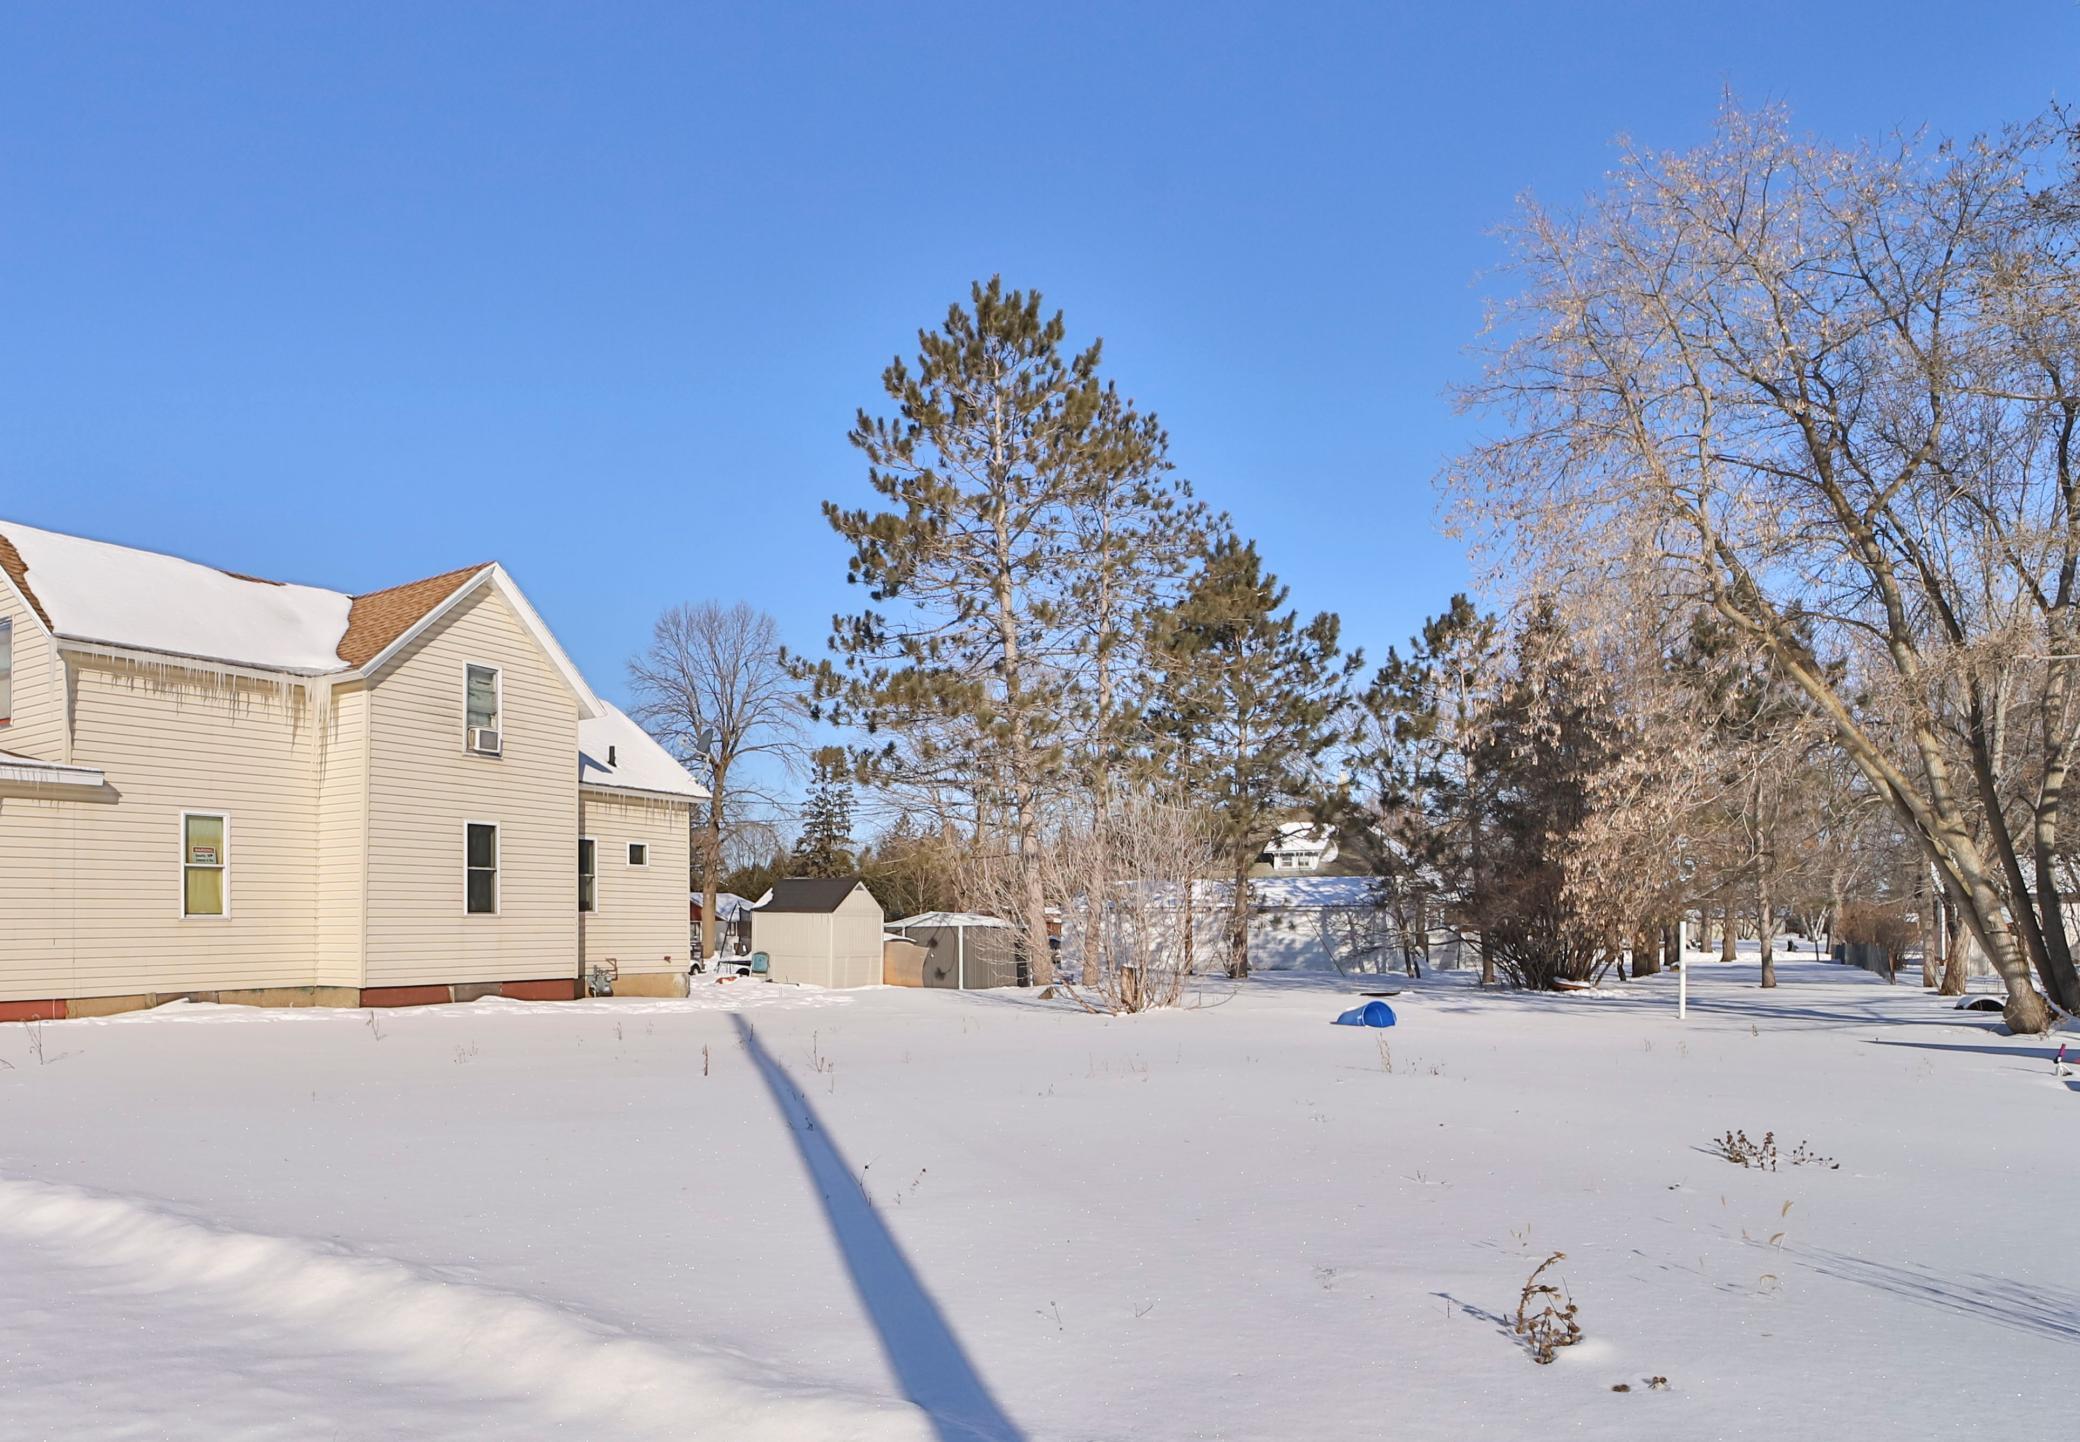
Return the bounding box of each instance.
[957,926,966,990]
[1678,920,1689,1021]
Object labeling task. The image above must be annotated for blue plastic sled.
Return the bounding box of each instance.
[1334,1000,1397,1028]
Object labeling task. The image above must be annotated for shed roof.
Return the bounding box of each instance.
[889,912,1011,930]
[757,877,872,913]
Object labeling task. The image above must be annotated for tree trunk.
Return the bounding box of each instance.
[1720,896,1737,963]
[1469,730,1492,987]
[1226,851,1252,979]
[1757,876,1776,990]
[2031,836,2079,1012]
[1919,868,1939,989]
[1022,861,1053,988]
[698,764,728,963]
[1182,882,1197,977]
[1939,901,1969,996]
[1826,868,1843,962]
[1961,687,2080,1012]
[1633,927,1660,978]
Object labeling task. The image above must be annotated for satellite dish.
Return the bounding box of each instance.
[695,728,718,753]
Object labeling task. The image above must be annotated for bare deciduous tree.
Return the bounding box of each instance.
[1451,102,2080,1032]
[973,792,1225,1012]
[629,602,806,959]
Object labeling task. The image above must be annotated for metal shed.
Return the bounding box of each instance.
[750,878,885,989]
[886,912,1023,989]
[690,890,754,958]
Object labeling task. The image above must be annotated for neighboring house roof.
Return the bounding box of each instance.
[0,519,601,716]
[1250,875,1384,909]
[756,877,871,913]
[579,703,709,800]
[1106,876,1385,911]
[689,891,754,920]
[1256,820,1340,865]
[889,912,1011,930]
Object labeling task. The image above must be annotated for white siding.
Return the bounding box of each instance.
[0,582,65,762]
[0,657,324,1001]
[578,789,693,976]
[362,587,581,987]
[315,684,370,987]
[751,885,885,989]
[830,886,884,989]
[0,568,648,1007]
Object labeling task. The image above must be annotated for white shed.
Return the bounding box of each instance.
[750,878,885,989]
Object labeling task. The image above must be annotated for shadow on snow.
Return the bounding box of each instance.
[1772,1241,2080,1346]
[730,1013,1026,1442]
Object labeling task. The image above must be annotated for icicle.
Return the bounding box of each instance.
[308,672,335,768]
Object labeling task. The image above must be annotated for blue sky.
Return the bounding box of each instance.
[2,1,2072,734]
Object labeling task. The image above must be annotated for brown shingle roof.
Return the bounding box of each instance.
[760,877,872,913]
[0,531,53,630]
[337,564,489,667]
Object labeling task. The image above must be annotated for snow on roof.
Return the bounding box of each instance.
[1103,876,1383,910]
[1250,875,1382,909]
[0,748,106,788]
[0,519,356,673]
[579,704,708,801]
[888,912,1011,930]
[689,891,754,919]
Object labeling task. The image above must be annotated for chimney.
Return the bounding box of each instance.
[608,745,618,767]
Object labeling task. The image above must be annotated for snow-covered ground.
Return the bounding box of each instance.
[1,954,2068,1440]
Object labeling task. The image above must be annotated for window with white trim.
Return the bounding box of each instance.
[627,842,647,868]
[466,823,499,914]
[465,665,501,745]
[0,618,12,724]
[578,837,597,913]
[182,812,228,917]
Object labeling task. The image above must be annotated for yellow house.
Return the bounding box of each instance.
[0,519,704,1019]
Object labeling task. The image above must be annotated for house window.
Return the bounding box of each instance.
[182,812,228,917]
[0,618,11,724]
[465,665,501,747]
[628,842,648,868]
[578,837,597,913]
[466,822,499,914]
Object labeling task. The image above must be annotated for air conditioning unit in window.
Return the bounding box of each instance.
[469,727,503,756]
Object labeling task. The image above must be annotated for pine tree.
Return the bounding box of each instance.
[1063,385,1211,799]
[1148,537,1360,978]
[1464,601,1620,989]
[1353,595,1505,983]
[811,277,1182,983]
[791,773,856,879]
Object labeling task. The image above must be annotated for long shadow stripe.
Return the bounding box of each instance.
[732,1015,1027,1442]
